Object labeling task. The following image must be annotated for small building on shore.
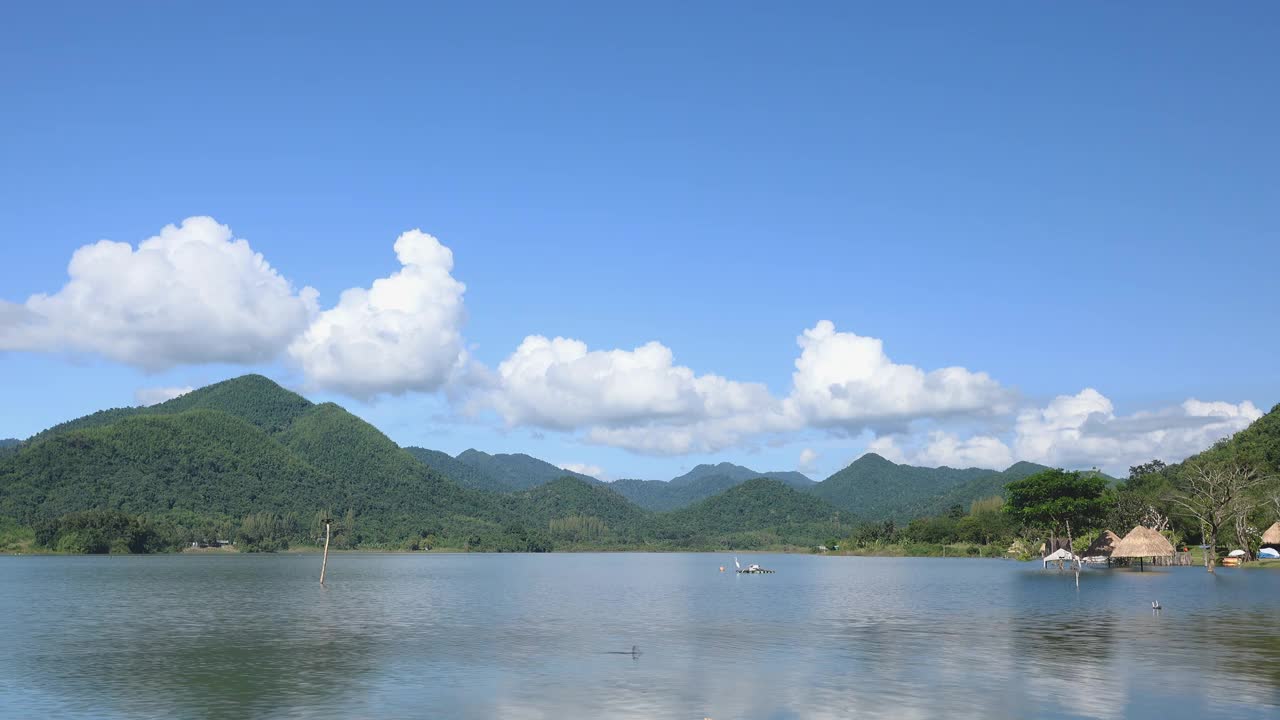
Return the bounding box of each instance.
[1082,530,1123,566]
[1262,522,1280,552]
[1112,525,1175,571]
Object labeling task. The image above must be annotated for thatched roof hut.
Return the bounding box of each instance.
[1113,525,1174,570]
[1262,522,1280,549]
[1083,530,1122,558]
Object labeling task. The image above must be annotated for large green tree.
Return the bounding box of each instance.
[1004,469,1107,536]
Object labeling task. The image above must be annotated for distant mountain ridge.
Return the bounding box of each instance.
[646,478,841,545]
[453,449,599,491]
[669,462,814,488]
[403,447,510,494]
[5,372,1212,553]
[610,462,814,511]
[805,453,1045,522]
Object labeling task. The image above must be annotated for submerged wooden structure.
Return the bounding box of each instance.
[1112,525,1175,571]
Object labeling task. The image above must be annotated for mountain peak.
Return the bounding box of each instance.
[852,452,893,466]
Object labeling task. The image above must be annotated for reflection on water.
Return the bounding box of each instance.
[1,554,1276,719]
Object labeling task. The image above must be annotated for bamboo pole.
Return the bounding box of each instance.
[1066,521,1079,589]
[320,521,331,585]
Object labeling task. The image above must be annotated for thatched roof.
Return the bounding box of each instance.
[1262,522,1280,545]
[1112,525,1175,559]
[1083,530,1122,558]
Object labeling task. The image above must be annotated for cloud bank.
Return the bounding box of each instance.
[3,216,1265,473]
[0,217,317,369]
[287,230,468,399]
[866,390,1262,472]
[134,385,195,407]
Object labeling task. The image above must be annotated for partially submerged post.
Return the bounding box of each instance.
[319,517,333,585]
[1067,521,1079,589]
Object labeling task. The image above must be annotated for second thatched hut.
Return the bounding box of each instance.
[1261,522,1280,552]
[1082,530,1123,566]
[1112,525,1174,571]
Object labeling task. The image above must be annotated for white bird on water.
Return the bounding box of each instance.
[1151,601,1161,610]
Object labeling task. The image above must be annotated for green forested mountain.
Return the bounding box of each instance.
[646,478,841,547]
[273,403,515,539]
[404,447,509,493]
[669,462,814,488]
[916,461,1052,517]
[27,375,313,444]
[609,474,753,511]
[0,376,520,547]
[609,477,734,511]
[454,449,599,490]
[0,410,336,522]
[519,477,647,527]
[1179,403,1280,473]
[9,372,1243,555]
[806,453,995,521]
[611,463,814,511]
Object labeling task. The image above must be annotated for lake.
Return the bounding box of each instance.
[1,553,1277,719]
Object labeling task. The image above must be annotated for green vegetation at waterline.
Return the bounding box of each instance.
[832,407,1280,564]
[2,374,1277,557]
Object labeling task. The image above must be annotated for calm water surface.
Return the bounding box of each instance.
[1,553,1277,719]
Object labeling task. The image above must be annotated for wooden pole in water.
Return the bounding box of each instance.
[320,520,331,585]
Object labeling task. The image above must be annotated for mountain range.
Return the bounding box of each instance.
[0,373,1209,551]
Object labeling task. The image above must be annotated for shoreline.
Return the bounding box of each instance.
[6,546,1279,568]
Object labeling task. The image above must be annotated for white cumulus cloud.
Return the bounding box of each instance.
[487,335,786,450]
[479,320,1022,455]
[133,385,195,407]
[865,389,1263,474]
[798,447,819,472]
[1012,389,1262,472]
[0,217,318,370]
[559,462,604,479]
[785,321,1012,430]
[288,230,468,399]
[867,431,1014,470]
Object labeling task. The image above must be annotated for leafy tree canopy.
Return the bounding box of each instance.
[1004,469,1107,535]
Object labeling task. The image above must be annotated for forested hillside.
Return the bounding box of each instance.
[611,463,813,511]
[0,410,336,521]
[915,461,1051,518]
[646,479,841,548]
[806,454,994,521]
[1181,403,1280,473]
[0,377,522,550]
[404,447,509,493]
[8,373,1259,556]
[610,475,745,511]
[669,462,814,488]
[454,449,599,490]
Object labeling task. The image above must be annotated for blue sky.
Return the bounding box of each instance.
[1,2,1276,480]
